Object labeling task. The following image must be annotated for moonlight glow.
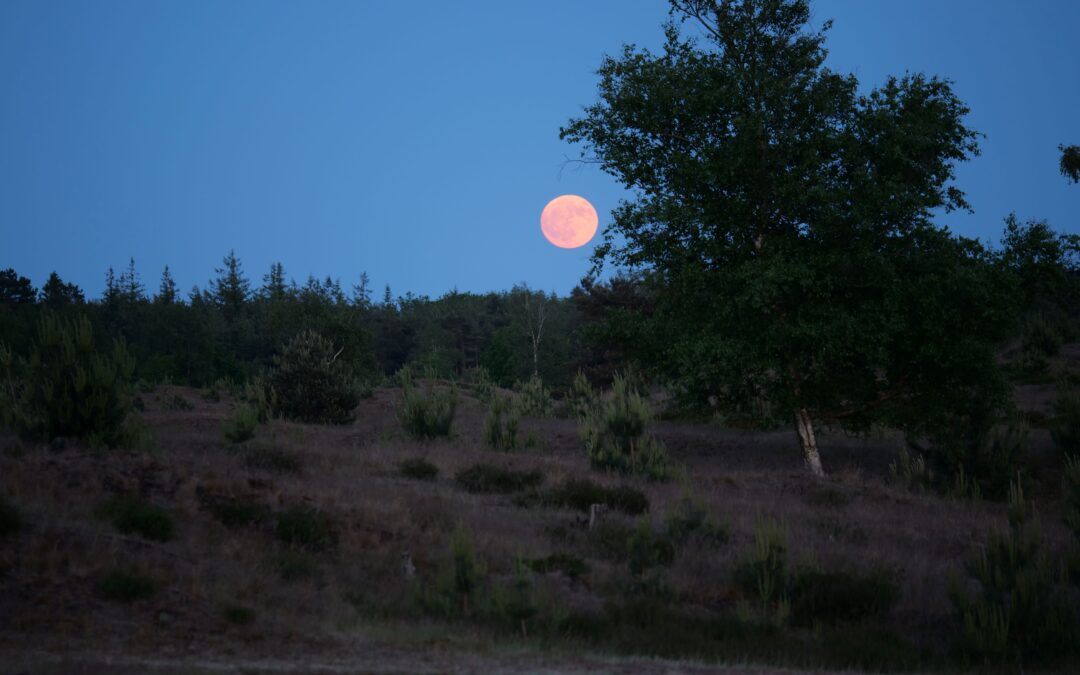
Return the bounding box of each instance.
[540,195,599,249]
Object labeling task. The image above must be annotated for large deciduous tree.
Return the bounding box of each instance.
[562,0,1015,476]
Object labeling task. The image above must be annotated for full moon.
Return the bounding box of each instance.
[540,195,598,249]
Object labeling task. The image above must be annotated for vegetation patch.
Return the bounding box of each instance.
[0,495,23,538]
[398,367,457,439]
[96,495,175,542]
[522,478,649,516]
[275,505,337,550]
[202,495,269,529]
[275,550,320,583]
[455,463,544,494]
[162,393,194,411]
[664,496,728,547]
[580,372,669,480]
[221,404,258,444]
[399,457,439,481]
[244,442,303,473]
[527,553,590,581]
[97,567,158,602]
[271,330,359,424]
[483,395,519,451]
[222,604,256,625]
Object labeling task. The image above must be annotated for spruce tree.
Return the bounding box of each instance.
[155,266,179,304]
[39,272,84,309]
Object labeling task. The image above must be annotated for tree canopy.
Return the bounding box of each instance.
[562,0,1017,475]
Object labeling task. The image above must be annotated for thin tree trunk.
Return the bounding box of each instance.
[794,407,825,478]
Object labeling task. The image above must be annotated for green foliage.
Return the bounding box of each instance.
[483,395,519,451]
[889,447,935,493]
[522,478,649,515]
[97,567,158,602]
[95,495,174,542]
[512,374,552,417]
[162,393,193,411]
[664,493,728,547]
[527,553,589,581]
[733,517,790,625]
[626,519,676,576]
[488,558,538,636]
[275,550,320,583]
[239,376,275,423]
[566,370,596,419]
[463,366,495,403]
[455,463,544,494]
[1063,454,1080,541]
[788,568,899,626]
[939,421,1027,501]
[1052,389,1080,457]
[398,368,457,439]
[271,330,359,424]
[221,404,258,444]
[0,495,22,538]
[275,505,336,550]
[203,496,268,529]
[450,522,484,614]
[949,479,1079,665]
[562,0,1018,476]
[2,315,139,448]
[581,372,669,480]
[243,442,303,473]
[1061,144,1080,184]
[222,604,256,625]
[399,457,439,481]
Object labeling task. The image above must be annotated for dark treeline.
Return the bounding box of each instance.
[0,251,630,391]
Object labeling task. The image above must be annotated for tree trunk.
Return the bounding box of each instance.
[794,407,825,478]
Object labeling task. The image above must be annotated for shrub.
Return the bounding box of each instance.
[0,495,22,538]
[889,447,935,492]
[483,395,519,451]
[275,505,336,550]
[162,393,193,411]
[239,376,275,423]
[96,495,174,542]
[788,568,899,626]
[400,457,439,481]
[1065,454,1080,540]
[1052,389,1080,457]
[203,497,268,529]
[222,404,258,444]
[275,551,320,582]
[949,479,1079,665]
[940,421,1027,502]
[488,558,538,637]
[733,516,789,625]
[464,366,495,403]
[455,463,544,494]
[664,495,728,547]
[1,315,138,447]
[98,567,158,602]
[513,374,552,417]
[451,522,485,614]
[626,520,676,576]
[244,442,303,473]
[531,478,649,516]
[223,604,256,625]
[398,368,457,439]
[271,330,359,424]
[581,372,669,480]
[527,553,590,581]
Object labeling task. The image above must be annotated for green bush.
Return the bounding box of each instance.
[202,496,268,529]
[527,478,649,516]
[581,372,669,480]
[1052,389,1080,457]
[451,522,485,614]
[487,558,538,636]
[626,520,676,576]
[949,479,1079,665]
[1065,454,1080,540]
[271,330,359,424]
[941,421,1027,502]
[96,495,174,542]
[463,366,495,403]
[275,505,337,550]
[244,442,303,473]
[733,516,790,625]
[455,463,544,494]
[664,495,728,547]
[527,553,590,581]
[483,395,519,451]
[239,376,275,423]
[400,457,439,481]
[566,370,596,419]
[513,374,552,417]
[1,315,138,448]
[98,567,158,602]
[788,568,899,626]
[223,604,256,625]
[0,495,22,538]
[889,447,935,492]
[222,404,258,444]
[398,368,457,439]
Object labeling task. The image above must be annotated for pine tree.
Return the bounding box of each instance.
[352,271,372,308]
[0,268,37,306]
[103,267,120,306]
[119,257,145,302]
[210,250,251,323]
[261,262,287,302]
[156,266,179,305]
[39,272,84,309]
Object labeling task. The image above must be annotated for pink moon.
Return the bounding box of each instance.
[540,195,598,249]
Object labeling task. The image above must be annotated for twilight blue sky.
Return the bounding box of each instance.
[1,1,1077,300]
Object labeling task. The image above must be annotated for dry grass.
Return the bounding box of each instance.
[0,383,1074,672]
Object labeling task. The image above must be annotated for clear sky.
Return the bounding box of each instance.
[1,1,1077,300]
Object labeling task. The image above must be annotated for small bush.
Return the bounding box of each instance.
[204,497,268,529]
[487,558,538,636]
[1064,454,1080,540]
[513,374,552,417]
[398,368,457,439]
[527,553,590,581]
[483,395,519,451]
[455,463,544,494]
[788,568,899,626]
[531,478,649,516]
[2,315,137,448]
[566,370,596,420]
[271,330,359,424]
[1052,389,1080,457]
[244,443,303,473]
[889,447,935,492]
[400,457,439,481]
[222,404,258,444]
[949,479,1079,665]
[162,393,193,411]
[275,505,337,550]
[733,516,789,625]
[664,495,728,547]
[239,376,275,422]
[626,520,676,576]
[451,522,485,614]
[464,366,495,403]
[581,372,669,480]
[98,567,158,602]
[275,550,320,582]
[96,495,174,542]
[0,495,22,538]
[940,421,1027,502]
[223,604,256,625]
